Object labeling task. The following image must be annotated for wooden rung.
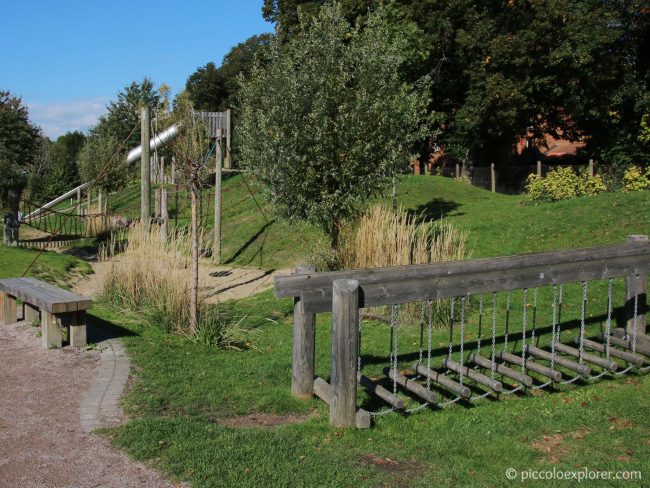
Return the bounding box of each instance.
[313,377,371,429]
[470,353,534,387]
[607,330,650,357]
[357,373,404,409]
[525,345,591,376]
[578,338,644,367]
[612,328,650,345]
[412,363,471,399]
[555,342,618,371]
[497,351,562,382]
[382,367,437,404]
[525,345,590,375]
[441,358,502,392]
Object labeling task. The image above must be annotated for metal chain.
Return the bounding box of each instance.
[550,285,558,371]
[503,290,512,351]
[357,308,362,374]
[427,300,433,390]
[521,288,528,376]
[391,304,399,396]
[418,301,426,367]
[557,284,564,343]
[459,296,467,384]
[448,297,455,362]
[491,292,498,380]
[578,281,587,364]
[477,294,484,356]
[531,288,538,344]
[604,278,613,359]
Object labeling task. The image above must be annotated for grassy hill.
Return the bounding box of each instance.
[106,174,649,268]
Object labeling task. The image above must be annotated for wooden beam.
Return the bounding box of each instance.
[1,292,17,326]
[382,367,437,404]
[330,279,359,428]
[313,377,371,429]
[601,333,650,357]
[578,337,644,367]
[526,345,591,376]
[413,363,471,399]
[291,266,316,399]
[358,373,404,409]
[141,106,151,231]
[554,342,618,371]
[441,358,503,392]
[497,351,562,382]
[469,353,534,387]
[42,311,62,348]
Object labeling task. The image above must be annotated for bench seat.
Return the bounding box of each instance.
[0,277,92,348]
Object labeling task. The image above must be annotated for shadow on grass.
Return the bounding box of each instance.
[86,312,139,344]
[225,219,275,267]
[408,198,463,221]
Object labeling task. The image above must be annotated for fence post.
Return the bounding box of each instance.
[536,160,542,177]
[626,235,648,337]
[225,108,232,169]
[455,163,460,180]
[154,188,161,218]
[160,189,168,241]
[291,265,316,399]
[213,135,223,263]
[588,159,594,177]
[141,106,151,232]
[330,279,359,428]
[490,163,496,193]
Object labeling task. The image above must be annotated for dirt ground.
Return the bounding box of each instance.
[0,320,179,488]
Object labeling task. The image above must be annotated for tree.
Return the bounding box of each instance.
[31,131,85,202]
[186,34,273,111]
[170,94,211,333]
[0,90,40,243]
[238,4,430,258]
[77,134,127,195]
[92,78,161,150]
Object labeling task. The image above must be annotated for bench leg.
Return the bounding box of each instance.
[24,303,40,324]
[1,292,17,326]
[70,311,87,348]
[42,312,62,349]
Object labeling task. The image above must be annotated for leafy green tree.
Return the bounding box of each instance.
[77,134,127,194]
[238,4,430,256]
[186,34,273,111]
[35,131,86,201]
[0,90,40,237]
[92,78,161,150]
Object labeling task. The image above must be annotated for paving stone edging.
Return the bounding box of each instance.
[80,338,130,432]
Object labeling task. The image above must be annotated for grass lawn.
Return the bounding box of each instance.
[3,177,648,486]
[93,177,648,487]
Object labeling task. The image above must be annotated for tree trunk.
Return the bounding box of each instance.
[190,187,200,335]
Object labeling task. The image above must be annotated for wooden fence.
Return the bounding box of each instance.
[275,236,649,428]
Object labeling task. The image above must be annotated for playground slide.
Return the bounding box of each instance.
[25,124,181,220]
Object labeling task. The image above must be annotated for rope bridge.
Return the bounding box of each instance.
[275,235,649,428]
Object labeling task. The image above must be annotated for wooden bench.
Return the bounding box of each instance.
[0,277,92,348]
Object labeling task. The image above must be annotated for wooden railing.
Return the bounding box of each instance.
[275,235,649,428]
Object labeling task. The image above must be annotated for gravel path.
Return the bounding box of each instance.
[0,320,178,488]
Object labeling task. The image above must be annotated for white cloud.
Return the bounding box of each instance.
[27,97,109,139]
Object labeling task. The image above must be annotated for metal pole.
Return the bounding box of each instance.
[141,106,151,231]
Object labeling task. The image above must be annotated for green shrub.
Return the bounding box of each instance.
[526,166,608,202]
[622,165,650,192]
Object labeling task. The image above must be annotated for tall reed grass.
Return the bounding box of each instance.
[100,223,243,348]
[339,204,469,325]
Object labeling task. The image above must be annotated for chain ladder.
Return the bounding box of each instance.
[578,281,587,364]
[520,288,528,376]
[370,304,400,418]
[406,301,435,414]
[532,285,557,390]
[531,288,538,344]
[503,290,511,351]
[616,274,641,376]
[490,292,498,380]
[459,296,466,385]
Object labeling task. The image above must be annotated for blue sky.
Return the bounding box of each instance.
[1,0,273,139]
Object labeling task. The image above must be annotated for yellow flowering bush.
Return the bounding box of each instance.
[622,165,650,192]
[526,166,607,202]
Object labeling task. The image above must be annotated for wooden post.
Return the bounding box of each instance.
[171,156,176,184]
[536,160,542,177]
[160,189,169,241]
[42,311,62,348]
[154,188,161,218]
[24,303,40,324]
[76,188,81,214]
[490,163,496,192]
[141,106,151,231]
[291,265,317,399]
[626,235,648,337]
[214,136,223,263]
[330,279,359,428]
[1,292,17,325]
[160,156,165,184]
[225,109,232,169]
[97,189,103,214]
[455,163,460,179]
[588,159,594,177]
[87,189,92,215]
[69,311,87,348]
